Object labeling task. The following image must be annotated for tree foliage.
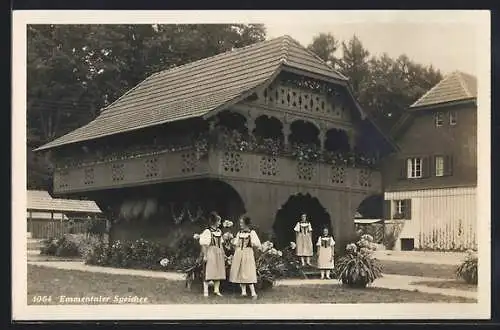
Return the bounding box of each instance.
[27,24,266,189]
[307,33,339,67]
[309,33,443,132]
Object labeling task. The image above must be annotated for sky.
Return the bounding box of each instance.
[264,21,477,76]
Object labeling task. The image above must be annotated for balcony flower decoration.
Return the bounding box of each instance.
[335,234,382,288]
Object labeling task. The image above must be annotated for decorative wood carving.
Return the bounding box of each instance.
[259,156,279,176]
[144,157,159,178]
[297,161,315,181]
[331,166,346,184]
[181,152,198,173]
[223,152,243,173]
[358,168,372,187]
[111,163,125,182]
[83,167,95,185]
[255,83,347,120]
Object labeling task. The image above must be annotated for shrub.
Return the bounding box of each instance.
[85,238,172,270]
[456,250,478,285]
[383,223,402,250]
[40,236,80,257]
[335,234,383,288]
[40,238,59,256]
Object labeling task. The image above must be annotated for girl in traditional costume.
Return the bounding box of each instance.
[229,216,261,299]
[199,212,226,297]
[294,213,313,266]
[316,227,335,279]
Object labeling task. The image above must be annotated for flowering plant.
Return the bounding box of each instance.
[456,249,478,285]
[159,258,170,267]
[222,220,234,228]
[335,234,382,288]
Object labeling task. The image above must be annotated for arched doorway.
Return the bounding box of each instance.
[273,193,331,250]
[354,194,384,243]
[325,128,350,153]
[289,120,320,146]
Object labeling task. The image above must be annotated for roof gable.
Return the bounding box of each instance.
[35,35,346,151]
[410,71,477,109]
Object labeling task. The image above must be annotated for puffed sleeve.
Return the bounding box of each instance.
[293,222,300,232]
[316,236,322,246]
[308,223,313,232]
[331,237,335,246]
[199,229,211,246]
[250,230,261,249]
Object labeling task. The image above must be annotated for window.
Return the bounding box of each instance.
[395,200,405,215]
[435,156,444,177]
[434,112,444,127]
[449,111,457,125]
[407,157,422,178]
[393,199,412,219]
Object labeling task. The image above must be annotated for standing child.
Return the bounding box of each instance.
[294,213,313,266]
[316,227,335,279]
[229,216,261,299]
[199,212,226,297]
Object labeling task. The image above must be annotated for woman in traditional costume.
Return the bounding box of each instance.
[316,227,335,279]
[229,216,261,299]
[199,212,226,297]
[294,213,313,266]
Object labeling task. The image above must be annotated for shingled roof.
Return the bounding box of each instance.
[35,35,349,151]
[410,71,477,109]
[27,190,102,213]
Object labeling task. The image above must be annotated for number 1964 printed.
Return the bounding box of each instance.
[31,295,52,304]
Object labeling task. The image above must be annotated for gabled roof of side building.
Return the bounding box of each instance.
[409,71,477,109]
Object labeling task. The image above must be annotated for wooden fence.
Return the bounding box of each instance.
[27,218,107,239]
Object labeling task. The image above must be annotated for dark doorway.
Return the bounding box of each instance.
[273,193,331,250]
[356,194,383,219]
[400,238,415,251]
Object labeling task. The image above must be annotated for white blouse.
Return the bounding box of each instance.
[231,230,261,249]
[199,228,222,246]
[316,236,335,247]
[294,222,312,233]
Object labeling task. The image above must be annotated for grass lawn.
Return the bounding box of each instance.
[27,265,475,304]
[381,260,457,279]
[410,280,477,292]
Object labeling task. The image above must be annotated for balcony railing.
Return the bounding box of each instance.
[53,146,381,194]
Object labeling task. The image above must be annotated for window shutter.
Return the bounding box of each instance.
[404,199,412,219]
[422,157,431,178]
[398,159,407,180]
[383,200,391,220]
[444,155,454,176]
[430,156,436,177]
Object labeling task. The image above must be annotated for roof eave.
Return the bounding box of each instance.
[409,97,477,111]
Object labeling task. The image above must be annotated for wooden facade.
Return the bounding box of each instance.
[37,36,392,248]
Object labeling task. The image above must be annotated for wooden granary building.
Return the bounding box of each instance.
[35,36,393,249]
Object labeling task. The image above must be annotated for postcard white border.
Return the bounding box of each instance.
[12,10,491,321]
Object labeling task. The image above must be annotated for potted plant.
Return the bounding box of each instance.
[335,234,383,288]
[456,249,478,285]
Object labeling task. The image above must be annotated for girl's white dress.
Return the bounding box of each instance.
[294,221,313,257]
[316,235,335,269]
[199,228,226,281]
[229,230,261,284]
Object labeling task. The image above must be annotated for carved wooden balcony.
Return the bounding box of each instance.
[53,148,381,195]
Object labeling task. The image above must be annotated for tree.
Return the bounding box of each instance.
[307,33,339,68]
[27,24,266,190]
[338,35,371,98]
